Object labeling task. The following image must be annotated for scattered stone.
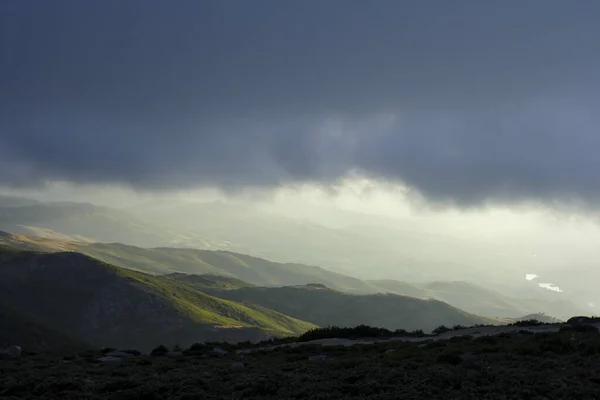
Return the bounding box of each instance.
[4,346,22,359]
[308,354,329,361]
[212,347,228,357]
[385,349,395,354]
[97,356,122,362]
[106,351,136,358]
[230,361,245,370]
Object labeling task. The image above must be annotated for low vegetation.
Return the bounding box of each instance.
[2,325,600,399]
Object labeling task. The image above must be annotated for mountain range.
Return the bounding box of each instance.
[0,197,592,352]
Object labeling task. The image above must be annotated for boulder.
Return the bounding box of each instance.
[97,356,122,362]
[1,345,22,359]
[211,347,228,357]
[230,362,245,370]
[106,351,136,358]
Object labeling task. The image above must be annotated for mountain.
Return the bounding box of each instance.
[126,199,538,284]
[0,194,41,207]
[0,233,587,320]
[171,274,500,332]
[0,234,380,292]
[0,247,315,351]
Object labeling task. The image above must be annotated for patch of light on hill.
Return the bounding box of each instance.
[525,273,539,281]
[538,283,563,292]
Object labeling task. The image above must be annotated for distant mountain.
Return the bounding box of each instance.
[126,199,476,281]
[170,274,500,332]
[126,199,536,284]
[367,279,589,320]
[0,194,41,207]
[0,202,226,250]
[0,247,315,351]
[0,236,380,293]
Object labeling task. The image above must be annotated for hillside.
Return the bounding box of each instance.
[0,232,587,320]
[0,302,90,353]
[170,275,500,332]
[0,234,379,292]
[0,248,315,351]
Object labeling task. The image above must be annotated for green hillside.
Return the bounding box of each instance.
[0,247,315,351]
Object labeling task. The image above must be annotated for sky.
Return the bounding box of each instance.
[1,0,600,209]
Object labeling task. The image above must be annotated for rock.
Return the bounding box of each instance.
[211,347,228,357]
[97,356,122,362]
[230,362,245,370]
[308,355,329,361]
[5,346,22,358]
[106,351,135,358]
[385,349,395,354]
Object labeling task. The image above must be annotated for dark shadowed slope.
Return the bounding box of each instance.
[0,247,315,351]
[0,301,90,353]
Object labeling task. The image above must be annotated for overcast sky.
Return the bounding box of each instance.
[1,0,600,207]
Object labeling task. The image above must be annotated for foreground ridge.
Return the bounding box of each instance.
[2,320,600,399]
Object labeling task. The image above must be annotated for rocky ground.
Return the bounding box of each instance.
[2,324,600,399]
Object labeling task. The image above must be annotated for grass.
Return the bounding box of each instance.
[113,267,316,336]
[2,328,600,399]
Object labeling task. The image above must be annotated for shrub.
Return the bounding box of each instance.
[432,325,452,335]
[509,319,548,327]
[560,324,599,333]
[299,325,398,341]
[436,351,463,365]
[150,344,169,356]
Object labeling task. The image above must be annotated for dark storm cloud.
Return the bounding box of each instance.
[1,0,600,205]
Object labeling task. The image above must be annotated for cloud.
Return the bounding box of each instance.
[1,0,600,206]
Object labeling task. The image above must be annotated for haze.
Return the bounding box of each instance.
[1,1,600,320]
